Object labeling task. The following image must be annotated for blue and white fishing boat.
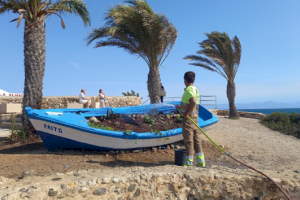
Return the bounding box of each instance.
[25,102,218,151]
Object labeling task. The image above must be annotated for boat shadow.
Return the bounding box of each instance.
[0,141,176,167]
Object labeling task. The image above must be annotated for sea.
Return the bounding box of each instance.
[236,108,300,115]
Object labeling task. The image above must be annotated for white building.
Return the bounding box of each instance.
[0,89,23,97]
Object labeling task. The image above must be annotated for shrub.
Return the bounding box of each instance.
[176,117,183,123]
[143,116,155,125]
[125,130,131,135]
[260,111,300,138]
[122,90,140,97]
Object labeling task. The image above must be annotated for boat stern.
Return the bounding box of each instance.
[25,107,34,119]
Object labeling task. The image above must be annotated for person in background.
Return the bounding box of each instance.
[160,84,166,103]
[79,89,90,108]
[176,71,205,167]
[99,89,109,107]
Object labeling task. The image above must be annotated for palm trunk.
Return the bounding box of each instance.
[147,67,161,104]
[226,81,238,118]
[22,22,46,134]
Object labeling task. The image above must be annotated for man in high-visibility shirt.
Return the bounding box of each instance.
[176,71,205,167]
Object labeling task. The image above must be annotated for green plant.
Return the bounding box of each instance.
[115,122,120,128]
[88,122,104,129]
[143,116,150,123]
[103,126,114,131]
[176,117,183,123]
[163,122,169,130]
[122,90,140,97]
[106,109,115,120]
[10,114,17,135]
[125,130,132,135]
[163,137,169,144]
[143,116,155,125]
[261,111,300,139]
[153,129,162,136]
[17,128,27,141]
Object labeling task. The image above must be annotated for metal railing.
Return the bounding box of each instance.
[200,95,217,109]
[142,97,180,105]
[163,97,181,103]
[142,95,217,109]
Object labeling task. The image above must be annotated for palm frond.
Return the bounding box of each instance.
[0,0,18,15]
[184,31,241,82]
[232,36,241,79]
[52,0,91,26]
[86,28,108,46]
[17,12,23,27]
[86,0,177,70]
[184,54,228,80]
[188,62,217,72]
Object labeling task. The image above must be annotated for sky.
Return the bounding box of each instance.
[1,0,300,105]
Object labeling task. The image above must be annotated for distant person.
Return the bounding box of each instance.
[99,89,109,107]
[160,84,166,103]
[79,89,90,108]
[176,71,204,167]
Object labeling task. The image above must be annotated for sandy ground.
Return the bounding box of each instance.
[0,116,299,180]
[208,116,300,174]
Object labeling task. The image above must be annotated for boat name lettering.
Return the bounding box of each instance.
[44,124,62,133]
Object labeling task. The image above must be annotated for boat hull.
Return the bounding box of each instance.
[26,102,218,151]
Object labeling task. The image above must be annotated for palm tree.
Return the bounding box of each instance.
[0,0,90,133]
[184,31,241,117]
[86,0,177,104]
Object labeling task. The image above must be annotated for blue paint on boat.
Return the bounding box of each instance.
[37,130,118,151]
[25,102,218,151]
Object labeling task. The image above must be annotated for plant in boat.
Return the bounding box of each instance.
[143,116,155,125]
[176,117,183,123]
[0,0,91,134]
[115,122,120,128]
[163,122,169,130]
[106,109,115,120]
[103,126,114,131]
[184,31,241,118]
[86,0,177,104]
[149,127,162,136]
[125,130,131,135]
[88,122,105,129]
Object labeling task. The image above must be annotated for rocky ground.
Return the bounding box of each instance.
[0,116,300,199]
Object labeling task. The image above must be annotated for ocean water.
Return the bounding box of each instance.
[236,108,300,115]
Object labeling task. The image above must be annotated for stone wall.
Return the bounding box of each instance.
[0,166,299,200]
[209,109,266,120]
[0,96,141,109]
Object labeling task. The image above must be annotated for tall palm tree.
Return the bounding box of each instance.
[86,0,177,104]
[184,31,241,117]
[0,0,90,133]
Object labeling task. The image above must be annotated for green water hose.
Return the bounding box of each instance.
[186,116,292,200]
